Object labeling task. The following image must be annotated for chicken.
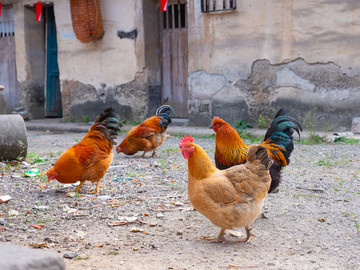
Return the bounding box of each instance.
[180,136,273,242]
[211,109,302,193]
[46,107,121,194]
[116,105,175,158]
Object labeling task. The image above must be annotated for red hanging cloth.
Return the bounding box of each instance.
[36,2,42,22]
[161,0,168,12]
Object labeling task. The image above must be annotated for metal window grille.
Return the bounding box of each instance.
[0,8,15,37]
[201,0,236,13]
[162,3,187,29]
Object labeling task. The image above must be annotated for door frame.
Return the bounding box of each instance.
[160,0,188,118]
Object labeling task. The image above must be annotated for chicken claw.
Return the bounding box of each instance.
[90,181,101,194]
[235,226,256,243]
[205,228,227,243]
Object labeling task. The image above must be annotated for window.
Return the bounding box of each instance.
[201,0,237,13]
[0,7,15,37]
[162,3,187,29]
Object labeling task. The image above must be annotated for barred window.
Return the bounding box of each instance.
[0,7,15,37]
[201,0,236,13]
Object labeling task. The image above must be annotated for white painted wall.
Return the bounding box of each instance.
[187,0,360,79]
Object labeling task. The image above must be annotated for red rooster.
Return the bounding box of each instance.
[46,107,121,194]
[211,109,302,193]
[116,105,175,157]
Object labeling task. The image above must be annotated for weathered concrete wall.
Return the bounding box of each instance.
[187,0,360,129]
[13,0,156,122]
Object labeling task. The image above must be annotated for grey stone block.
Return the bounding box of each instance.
[0,243,65,270]
[351,117,360,134]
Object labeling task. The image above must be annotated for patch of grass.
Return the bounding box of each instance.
[120,120,141,126]
[170,133,215,139]
[125,172,137,178]
[234,119,253,130]
[355,218,360,232]
[74,255,91,260]
[301,133,327,145]
[334,136,360,145]
[59,119,75,123]
[163,147,179,155]
[26,152,45,164]
[258,114,267,129]
[316,159,332,166]
[237,130,262,143]
[81,115,89,123]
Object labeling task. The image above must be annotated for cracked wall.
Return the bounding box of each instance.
[188,58,360,129]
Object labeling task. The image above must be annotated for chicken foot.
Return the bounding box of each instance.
[141,150,157,158]
[90,181,101,194]
[235,226,256,243]
[72,180,86,193]
[205,228,227,243]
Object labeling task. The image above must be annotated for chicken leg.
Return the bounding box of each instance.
[205,228,227,243]
[234,226,256,243]
[90,181,101,194]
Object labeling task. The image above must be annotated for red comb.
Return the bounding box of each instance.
[179,136,194,148]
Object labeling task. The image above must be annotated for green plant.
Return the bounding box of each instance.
[355,218,359,232]
[301,133,326,145]
[333,136,360,145]
[237,130,262,143]
[234,119,253,130]
[302,109,317,131]
[74,255,91,260]
[82,115,89,123]
[258,114,267,129]
[316,159,331,166]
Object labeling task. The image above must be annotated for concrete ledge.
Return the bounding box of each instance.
[0,243,65,270]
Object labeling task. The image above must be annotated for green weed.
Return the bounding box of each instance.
[234,119,253,130]
[81,116,89,123]
[333,136,360,145]
[301,133,327,145]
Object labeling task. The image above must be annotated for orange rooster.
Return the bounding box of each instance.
[116,105,175,158]
[211,109,302,193]
[180,136,272,242]
[46,107,121,194]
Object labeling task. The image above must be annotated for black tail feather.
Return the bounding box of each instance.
[155,105,176,130]
[94,107,122,144]
[263,109,302,165]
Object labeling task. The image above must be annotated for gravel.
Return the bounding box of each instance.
[0,131,359,270]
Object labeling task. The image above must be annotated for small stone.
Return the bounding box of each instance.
[63,252,78,259]
[97,195,112,200]
[156,213,165,218]
[0,218,8,225]
[174,202,184,206]
[176,231,183,235]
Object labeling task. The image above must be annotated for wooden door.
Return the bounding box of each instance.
[0,6,20,113]
[160,0,188,118]
[45,6,62,117]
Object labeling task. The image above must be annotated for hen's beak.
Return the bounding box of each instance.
[209,125,213,129]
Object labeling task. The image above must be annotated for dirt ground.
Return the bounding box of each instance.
[1,130,359,270]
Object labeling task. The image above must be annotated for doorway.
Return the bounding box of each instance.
[45,6,62,117]
[0,5,20,113]
[160,0,188,118]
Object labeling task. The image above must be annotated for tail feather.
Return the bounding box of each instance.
[155,105,176,130]
[262,109,302,166]
[92,107,122,144]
